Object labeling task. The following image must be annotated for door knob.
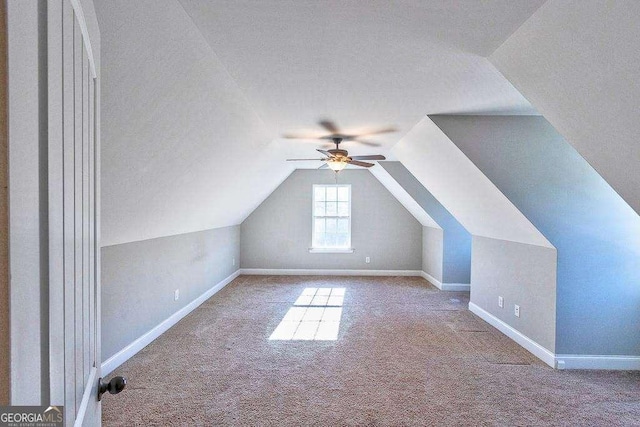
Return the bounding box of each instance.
[98,376,126,401]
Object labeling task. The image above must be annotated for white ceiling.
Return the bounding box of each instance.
[179,0,541,156]
[96,0,544,245]
[490,0,640,215]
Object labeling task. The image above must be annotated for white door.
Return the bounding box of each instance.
[47,1,104,425]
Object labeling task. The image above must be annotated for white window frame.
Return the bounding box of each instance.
[310,184,353,253]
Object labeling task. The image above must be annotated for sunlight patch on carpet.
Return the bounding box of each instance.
[270,288,345,341]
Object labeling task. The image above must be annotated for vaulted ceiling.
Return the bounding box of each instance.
[96,0,548,245]
[96,0,637,247]
[178,0,541,139]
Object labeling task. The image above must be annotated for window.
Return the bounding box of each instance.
[312,185,351,251]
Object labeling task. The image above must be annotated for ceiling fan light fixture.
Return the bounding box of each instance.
[327,159,347,171]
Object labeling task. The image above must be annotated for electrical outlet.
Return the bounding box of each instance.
[498,296,504,308]
[514,304,520,317]
[232,257,235,266]
[174,289,179,301]
[365,256,370,264]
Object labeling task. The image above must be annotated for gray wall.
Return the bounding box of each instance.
[471,236,557,352]
[433,114,640,356]
[422,226,443,282]
[241,169,422,271]
[491,0,640,215]
[380,162,471,284]
[101,225,240,361]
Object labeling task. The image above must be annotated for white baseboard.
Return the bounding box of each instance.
[468,302,640,370]
[441,283,470,291]
[555,355,640,370]
[420,271,442,288]
[101,269,240,376]
[239,268,422,277]
[468,302,556,368]
[420,271,470,291]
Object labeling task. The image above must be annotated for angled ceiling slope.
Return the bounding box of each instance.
[432,114,640,356]
[377,161,472,285]
[368,166,440,229]
[490,0,640,215]
[392,116,552,248]
[96,0,294,246]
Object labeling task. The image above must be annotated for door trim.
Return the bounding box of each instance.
[73,366,97,427]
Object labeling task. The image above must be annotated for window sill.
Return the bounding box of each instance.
[308,248,355,254]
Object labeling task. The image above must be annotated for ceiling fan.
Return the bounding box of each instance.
[285,120,392,171]
[284,119,397,147]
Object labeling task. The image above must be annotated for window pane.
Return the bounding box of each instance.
[312,185,350,249]
[326,186,337,201]
[326,201,337,216]
[337,202,349,216]
[338,186,349,201]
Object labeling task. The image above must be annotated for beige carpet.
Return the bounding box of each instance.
[102,275,640,426]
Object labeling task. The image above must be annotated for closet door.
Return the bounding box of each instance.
[48,1,102,425]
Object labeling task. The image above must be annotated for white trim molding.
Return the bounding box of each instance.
[308,248,355,254]
[69,0,97,78]
[239,268,422,277]
[441,283,471,292]
[469,302,640,370]
[421,271,470,291]
[469,302,556,368]
[74,367,97,427]
[421,271,442,288]
[555,355,640,370]
[101,270,240,375]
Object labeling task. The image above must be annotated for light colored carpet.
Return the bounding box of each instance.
[102,275,640,426]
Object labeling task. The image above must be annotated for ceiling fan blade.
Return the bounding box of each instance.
[316,148,333,157]
[348,160,375,168]
[318,120,340,134]
[349,155,386,161]
[318,163,329,169]
[357,126,397,137]
[286,158,326,161]
[283,132,325,140]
